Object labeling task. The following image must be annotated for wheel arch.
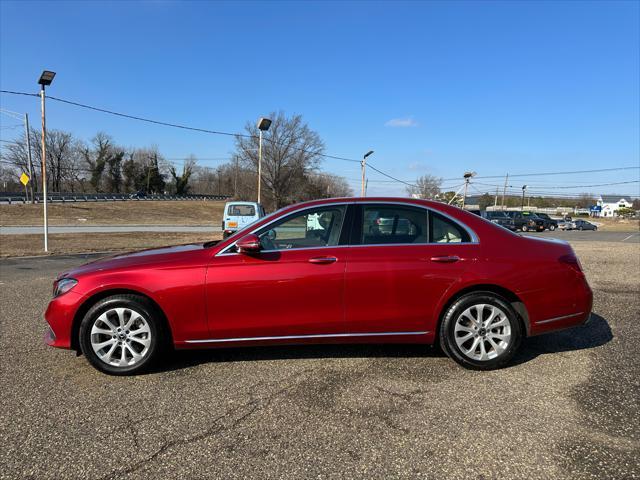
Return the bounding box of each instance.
[70,288,173,352]
[435,284,531,341]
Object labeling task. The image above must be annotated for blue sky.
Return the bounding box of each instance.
[1,0,639,197]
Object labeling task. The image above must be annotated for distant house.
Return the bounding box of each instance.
[596,195,634,217]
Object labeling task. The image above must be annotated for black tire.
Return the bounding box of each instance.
[549,225,556,231]
[521,225,528,232]
[439,292,523,371]
[222,232,230,239]
[579,226,583,231]
[79,294,166,375]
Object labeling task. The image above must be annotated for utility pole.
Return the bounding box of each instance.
[494,187,499,209]
[501,173,509,210]
[361,150,374,197]
[24,113,35,203]
[521,185,527,211]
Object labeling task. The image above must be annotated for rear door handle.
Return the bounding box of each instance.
[308,256,338,264]
[430,255,460,263]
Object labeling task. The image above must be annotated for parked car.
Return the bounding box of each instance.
[504,211,546,232]
[222,201,265,238]
[44,198,592,375]
[480,211,517,231]
[573,219,597,231]
[129,190,146,199]
[557,220,575,231]
[534,213,559,231]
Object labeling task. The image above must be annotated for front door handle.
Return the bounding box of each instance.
[308,256,338,264]
[430,255,460,263]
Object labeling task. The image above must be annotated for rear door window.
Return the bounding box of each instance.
[361,205,428,245]
[430,212,471,243]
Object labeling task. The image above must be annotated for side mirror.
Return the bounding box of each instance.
[236,233,261,254]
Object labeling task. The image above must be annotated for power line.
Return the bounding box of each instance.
[472,166,639,180]
[0,89,361,164]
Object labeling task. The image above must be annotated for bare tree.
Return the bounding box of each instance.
[234,111,324,209]
[406,174,442,199]
[170,156,197,195]
[302,173,353,200]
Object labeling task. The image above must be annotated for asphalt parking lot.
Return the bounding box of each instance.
[1,240,638,479]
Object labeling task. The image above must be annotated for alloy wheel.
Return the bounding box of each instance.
[453,304,512,361]
[90,307,152,367]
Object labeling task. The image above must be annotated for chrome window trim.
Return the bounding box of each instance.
[185,330,430,344]
[216,200,479,257]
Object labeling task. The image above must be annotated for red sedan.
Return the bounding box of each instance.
[45,198,592,375]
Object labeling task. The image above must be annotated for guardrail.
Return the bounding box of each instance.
[0,192,231,205]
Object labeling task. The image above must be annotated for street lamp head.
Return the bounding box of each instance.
[463,171,476,179]
[364,150,374,159]
[38,70,56,86]
[257,117,272,131]
[522,185,527,190]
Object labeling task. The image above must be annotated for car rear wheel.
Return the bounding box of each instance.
[79,295,165,375]
[439,293,522,370]
[549,225,556,231]
[521,225,528,232]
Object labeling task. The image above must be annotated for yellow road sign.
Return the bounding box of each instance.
[20,173,30,186]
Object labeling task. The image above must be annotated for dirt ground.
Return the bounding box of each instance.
[589,217,639,232]
[0,232,220,257]
[0,200,226,226]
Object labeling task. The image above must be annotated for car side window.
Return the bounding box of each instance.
[430,212,471,243]
[257,206,346,251]
[361,206,428,245]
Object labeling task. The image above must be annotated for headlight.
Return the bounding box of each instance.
[53,278,78,297]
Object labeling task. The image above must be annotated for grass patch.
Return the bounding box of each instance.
[0,200,226,226]
[0,232,221,257]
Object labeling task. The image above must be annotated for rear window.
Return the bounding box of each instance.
[228,205,256,216]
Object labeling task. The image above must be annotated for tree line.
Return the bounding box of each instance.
[0,111,352,210]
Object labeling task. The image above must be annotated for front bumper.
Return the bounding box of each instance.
[44,291,85,349]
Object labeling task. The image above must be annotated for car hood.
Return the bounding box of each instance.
[59,242,216,279]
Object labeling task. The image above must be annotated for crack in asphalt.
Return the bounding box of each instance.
[95,368,315,480]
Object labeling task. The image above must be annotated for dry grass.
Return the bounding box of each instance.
[0,232,221,258]
[0,200,226,226]
[590,217,639,232]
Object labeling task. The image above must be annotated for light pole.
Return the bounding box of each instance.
[38,70,55,252]
[521,185,527,211]
[24,113,35,203]
[361,150,374,196]
[461,171,476,208]
[256,117,272,204]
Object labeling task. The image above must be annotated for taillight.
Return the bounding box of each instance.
[559,254,584,275]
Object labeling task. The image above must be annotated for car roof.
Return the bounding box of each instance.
[224,201,260,206]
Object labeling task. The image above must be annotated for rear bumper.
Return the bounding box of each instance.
[525,278,593,336]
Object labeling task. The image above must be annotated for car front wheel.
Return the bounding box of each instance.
[549,225,556,231]
[521,225,528,232]
[439,293,522,370]
[79,294,165,375]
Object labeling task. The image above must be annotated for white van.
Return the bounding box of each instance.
[222,201,265,238]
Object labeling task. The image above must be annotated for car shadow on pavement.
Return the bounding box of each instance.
[154,313,612,373]
[160,343,444,373]
[512,313,612,366]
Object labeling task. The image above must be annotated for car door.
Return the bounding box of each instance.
[205,204,352,340]
[344,203,479,335]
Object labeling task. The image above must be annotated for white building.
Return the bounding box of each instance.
[596,195,634,217]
